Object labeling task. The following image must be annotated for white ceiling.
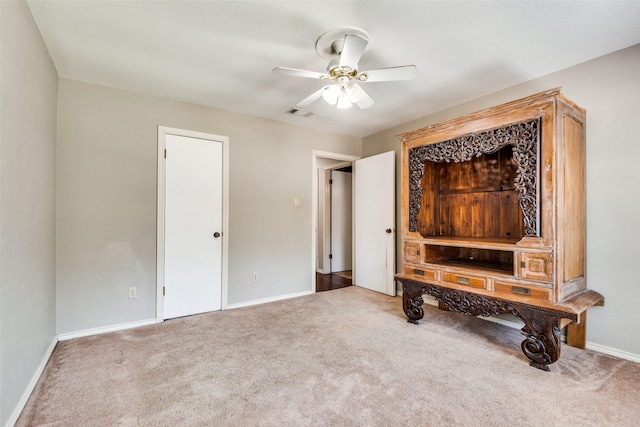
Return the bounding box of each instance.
[27,1,640,137]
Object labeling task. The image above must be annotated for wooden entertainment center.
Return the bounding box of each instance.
[395,88,604,371]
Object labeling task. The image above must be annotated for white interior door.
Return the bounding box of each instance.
[164,134,222,319]
[330,170,352,273]
[354,151,395,296]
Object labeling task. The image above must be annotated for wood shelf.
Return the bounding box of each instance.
[427,257,513,275]
[419,236,521,250]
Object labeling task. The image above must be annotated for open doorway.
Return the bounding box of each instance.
[320,163,352,291]
[311,150,396,296]
[312,151,359,292]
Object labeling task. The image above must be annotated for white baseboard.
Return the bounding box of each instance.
[225,290,314,310]
[421,295,524,329]
[57,318,158,341]
[586,341,640,364]
[479,315,522,329]
[5,336,58,427]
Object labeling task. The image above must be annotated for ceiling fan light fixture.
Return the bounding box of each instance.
[323,76,358,109]
[322,85,339,105]
[336,88,352,109]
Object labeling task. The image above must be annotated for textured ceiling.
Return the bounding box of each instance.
[27,1,640,137]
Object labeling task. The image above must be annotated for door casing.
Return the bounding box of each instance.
[328,169,353,273]
[321,161,353,274]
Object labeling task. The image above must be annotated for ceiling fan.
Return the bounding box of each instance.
[273,28,417,110]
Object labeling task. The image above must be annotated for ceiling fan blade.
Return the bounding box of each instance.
[338,34,368,70]
[296,86,328,106]
[360,65,417,82]
[350,84,375,109]
[273,67,327,80]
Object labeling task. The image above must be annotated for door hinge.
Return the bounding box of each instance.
[329,179,333,184]
[163,286,165,296]
[329,254,333,259]
[164,149,167,159]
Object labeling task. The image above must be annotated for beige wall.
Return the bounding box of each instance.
[56,79,361,334]
[0,1,58,425]
[363,44,640,357]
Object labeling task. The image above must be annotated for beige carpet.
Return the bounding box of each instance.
[17,286,640,426]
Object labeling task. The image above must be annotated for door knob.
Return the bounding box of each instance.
[213,232,221,238]
[386,228,393,234]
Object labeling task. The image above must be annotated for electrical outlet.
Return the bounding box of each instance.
[128,287,137,299]
[252,272,259,282]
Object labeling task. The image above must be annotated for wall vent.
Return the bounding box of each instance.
[286,108,313,117]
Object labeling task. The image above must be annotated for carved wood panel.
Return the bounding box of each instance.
[408,119,540,237]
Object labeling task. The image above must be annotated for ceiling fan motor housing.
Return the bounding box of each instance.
[327,59,358,79]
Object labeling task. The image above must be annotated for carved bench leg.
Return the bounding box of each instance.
[396,278,582,370]
[513,305,562,371]
[401,280,425,324]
